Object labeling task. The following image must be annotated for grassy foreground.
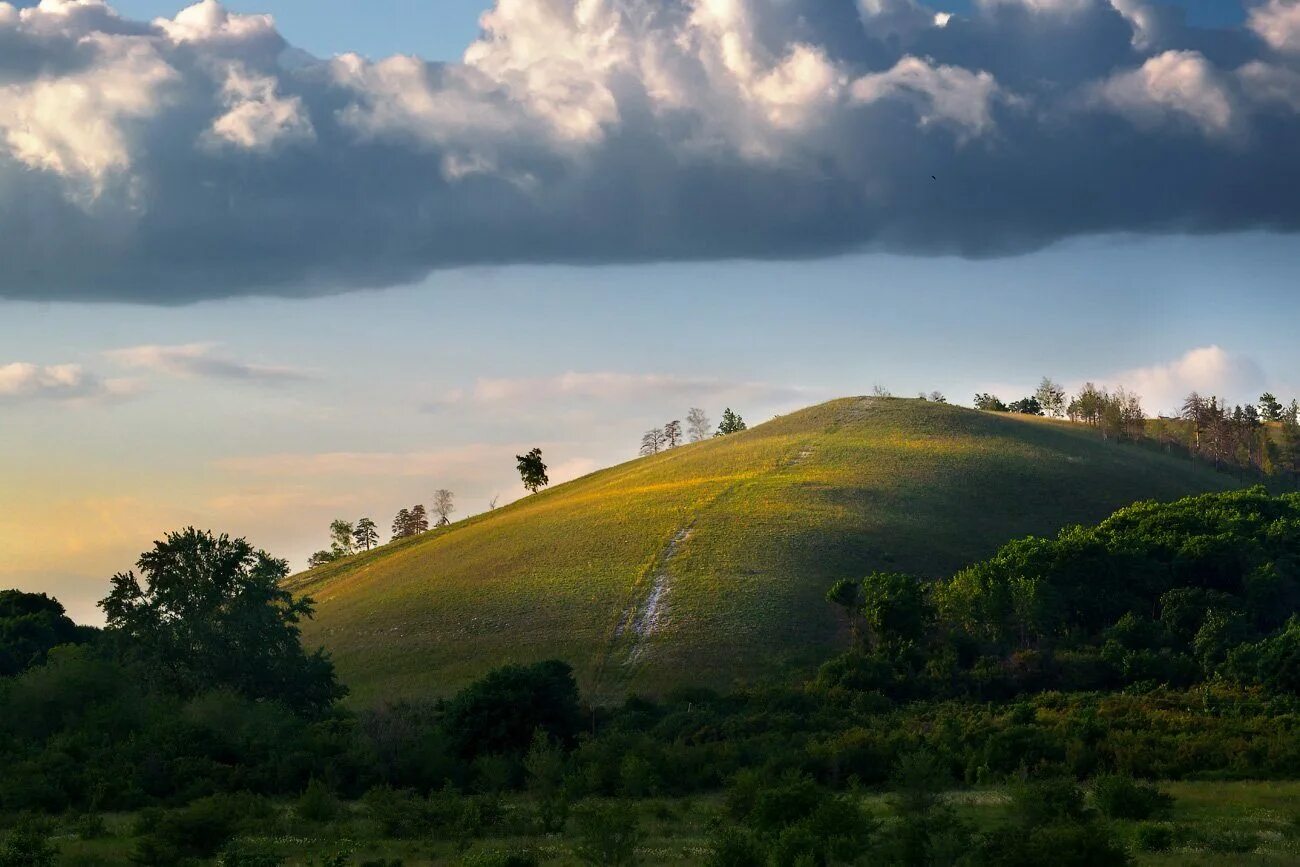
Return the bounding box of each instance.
[288,398,1240,704]
[52,781,1300,865]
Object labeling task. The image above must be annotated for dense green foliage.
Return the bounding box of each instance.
[0,590,95,677]
[102,528,344,714]
[819,488,1300,703]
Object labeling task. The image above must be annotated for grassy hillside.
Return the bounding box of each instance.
[288,397,1242,705]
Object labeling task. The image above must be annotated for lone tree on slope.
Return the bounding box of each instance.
[433,489,455,527]
[353,518,379,551]
[716,408,747,436]
[663,420,682,448]
[640,427,666,456]
[517,448,549,494]
[686,407,711,443]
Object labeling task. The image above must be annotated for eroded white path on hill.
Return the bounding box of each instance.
[620,524,693,666]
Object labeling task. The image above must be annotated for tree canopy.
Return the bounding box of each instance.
[100,528,344,714]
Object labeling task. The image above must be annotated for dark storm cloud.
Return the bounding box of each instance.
[1,0,1298,304]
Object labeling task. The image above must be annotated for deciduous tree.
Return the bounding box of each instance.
[517,448,549,494]
[100,528,344,714]
[433,490,455,527]
[1035,377,1067,418]
[686,408,711,443]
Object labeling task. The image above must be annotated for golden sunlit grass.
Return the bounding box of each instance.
[287,397,1241,706]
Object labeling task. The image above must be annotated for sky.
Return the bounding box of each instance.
[2,0,1299,623]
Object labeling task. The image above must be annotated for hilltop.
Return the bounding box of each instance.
[287,397,1241,704]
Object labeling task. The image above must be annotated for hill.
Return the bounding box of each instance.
[287,397,1242,705]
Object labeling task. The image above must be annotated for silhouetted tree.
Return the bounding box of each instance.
[928,391,947,403]
[411,505,430,534]
[664,420,682,448]
[716,408,747,436]
[1008,397,1043,415]
[433,490,455,527]
[392,508,413,540]
[100,528,344,714]
[0,590,95,677]
[517,448,549,494]
[1259,393,1284,423]
[686,407,711,443]
[974,393,1008,412]
[353,518,379,551]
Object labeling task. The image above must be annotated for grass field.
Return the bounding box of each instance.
[51,781,1300,865]
[288,397,1242,705]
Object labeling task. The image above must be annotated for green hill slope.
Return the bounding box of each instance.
[288,397,1241,705]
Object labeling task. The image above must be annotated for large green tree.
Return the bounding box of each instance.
[100,528,344,714]
[0,590,95,677]
[517,448,550,494]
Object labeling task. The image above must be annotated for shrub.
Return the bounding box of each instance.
[1091,774,1172,820]
[572,801,644,866]
[0,816,55,867]
[705,827,765,867]
[977,822,1133,867]
[1135,823,1173,852]
[297,778,340,823]
[1008,778,1089,828]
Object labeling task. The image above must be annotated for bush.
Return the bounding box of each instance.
[1008,778,1089,828]
[1135,823,1173,852]
[978,822,1134,867]
[0,816,55,867]
[296,778,340,823]
[134,793,273,863]
[572,801,643,866]
[705,827,765,867]
[1091,774,1172,820]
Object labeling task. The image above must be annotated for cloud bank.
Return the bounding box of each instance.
[104,342,308,381]
[2,0,1299,303]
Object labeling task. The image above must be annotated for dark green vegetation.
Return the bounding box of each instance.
[5,487,1300,863]
[820,487,1300,701]
[287,398,1243,704]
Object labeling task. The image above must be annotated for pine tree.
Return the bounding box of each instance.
[715,408,747,436]
[353,518,379,551]
[1259,393,1284,423]
[392,508,412,540]
[663,420,682,448]
[411,504,430,534]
